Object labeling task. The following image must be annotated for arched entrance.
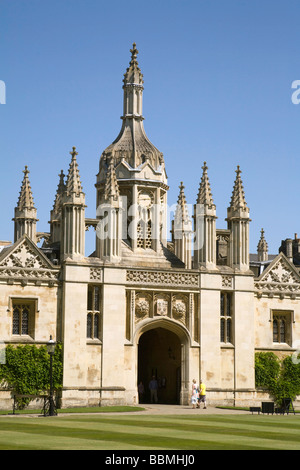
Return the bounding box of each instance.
[138,327,182,404]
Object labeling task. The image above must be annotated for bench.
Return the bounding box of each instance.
[13,394,49,416]
[249,407,261,414]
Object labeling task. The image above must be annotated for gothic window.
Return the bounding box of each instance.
[220,292,233,343]
[12,301,35,337]
[137,219,152,249]
[87,285,101,340]
[87,313,93,338]
[137,190,154,249]
[273,312,292,345]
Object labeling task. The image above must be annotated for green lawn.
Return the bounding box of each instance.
[0,413,300,450]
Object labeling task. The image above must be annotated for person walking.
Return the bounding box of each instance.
[191,379,199,409]
[198,380,207,409]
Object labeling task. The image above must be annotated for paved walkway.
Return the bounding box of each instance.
[122,404,248,415]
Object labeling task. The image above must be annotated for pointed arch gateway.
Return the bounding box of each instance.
[135,319,190,405]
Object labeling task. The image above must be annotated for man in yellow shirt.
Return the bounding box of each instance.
[198,380,207,409]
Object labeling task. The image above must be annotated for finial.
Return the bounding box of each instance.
[202,161,208,172]
[123,42,143,87]
[23,165,29,175]
[130,43,138,60]
[70,146,78,159]
[58,169,65,188]
[128,43,140,70]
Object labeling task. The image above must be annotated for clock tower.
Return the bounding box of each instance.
[96,44,169,262]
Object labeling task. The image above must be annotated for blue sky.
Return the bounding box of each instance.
[1,0,300,256]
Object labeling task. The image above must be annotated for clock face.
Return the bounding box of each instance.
[138,192,153,208]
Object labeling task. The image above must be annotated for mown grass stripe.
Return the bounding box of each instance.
[0,429,158,450]
[59,414,300,441]
[0,414,300,450]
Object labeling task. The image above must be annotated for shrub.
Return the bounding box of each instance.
[255,352,300,407]
[0,343,63,409]
[255,352,280,388]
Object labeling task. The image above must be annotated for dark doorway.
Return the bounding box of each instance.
[138,327,181,404]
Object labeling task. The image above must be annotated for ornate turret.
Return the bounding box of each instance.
[194,162,217,269]
[61,147,86,260]
[13,166,38,243]
[227,166,250,271]
[98,43,164,172]
[96,158,121,262]
[96,44,169,257]
[173,182,192,269]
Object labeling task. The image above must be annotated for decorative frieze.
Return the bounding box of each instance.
[126,269,199,288]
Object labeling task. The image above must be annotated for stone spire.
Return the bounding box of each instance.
[194,162,217,270]
[227,166,250,271]
[174,182,191,226]
[173,182,192,269]
[52,170,66,216]
[229,166,248,212]
[17,166,35,211]
[13,166,38,243]
[50,170,66,244]
[65,147,84,197]
[197,162,215,207]
[104,159,120,202]
[257,228,268,262]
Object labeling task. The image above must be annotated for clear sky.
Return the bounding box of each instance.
[1,0,300,256]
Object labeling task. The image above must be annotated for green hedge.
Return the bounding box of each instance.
[255,352,300,406]
[0,343,63,409]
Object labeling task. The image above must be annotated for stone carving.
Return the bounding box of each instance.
[172,300,186,319]
[90,268,103,282]
[132,290,191,329]
[156,299,168,316]
[135,292,152,321]
[2,243,48,270]
[255,258,300,294]
[222,275,233,288]
[172,294,188,325]
[135,299,150,318]
[0,238,59,283]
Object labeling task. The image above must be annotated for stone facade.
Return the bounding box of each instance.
[0,44,300,409]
